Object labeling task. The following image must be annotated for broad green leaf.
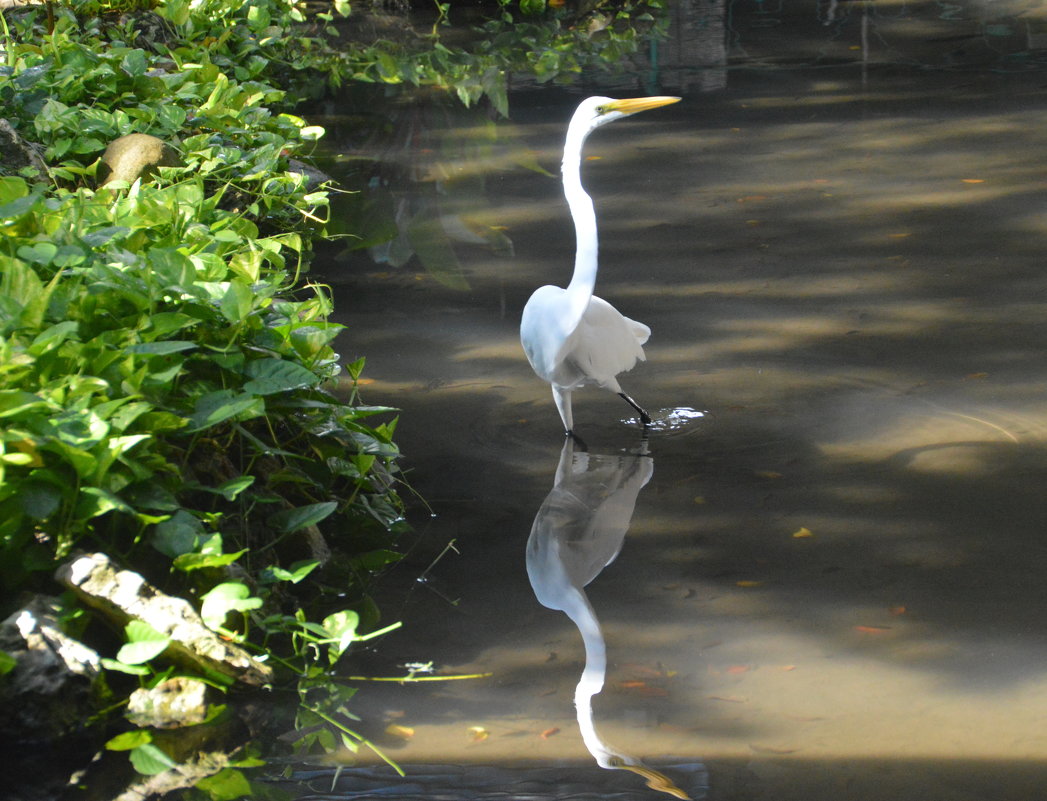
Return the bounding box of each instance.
[0,649,16,676]
[218,280,255,324]
[270,501,337,534]
[261,559,319,584]
[200,582,262,630]
[121,49,148,77]
[43,440,96,478]
[188,391,264,432]
[243,358,321,395]
[17,242,57,265]
[147,313,195,338]
[29,321,79,355]
[77,487,133,520]
[322,609,360,660]
[0,390,48,418]
[195,768,253,800]
[152,510,205,557]
[117,622,170,665]
[49,410,109,448]
[106,729,153,751]
[217,476,254,500]
[130,743,178,776]
[101,658,152,676]
[159,0,190,24]
[0,176,28,205]
[173,548,248,572]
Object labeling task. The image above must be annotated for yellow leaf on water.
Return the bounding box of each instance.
[385,724,414,740]
[467,726,489,742]
[736,580,763,588]
[961,178,985,183]
[753,470,782,479]
[791,527,813,538]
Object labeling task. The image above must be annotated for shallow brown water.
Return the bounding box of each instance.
[296,2,1047,798]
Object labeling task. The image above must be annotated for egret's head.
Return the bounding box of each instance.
[570,95,681,137]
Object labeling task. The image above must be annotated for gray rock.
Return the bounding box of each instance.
[0,596,108,742]
[0,117,48,175]
[287,157,333,191]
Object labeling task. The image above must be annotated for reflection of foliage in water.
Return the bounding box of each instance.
[321,93,545,288]
[295,0,672,285]
[266,0,671,113]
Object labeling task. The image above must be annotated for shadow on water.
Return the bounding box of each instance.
[289,0,1047,798]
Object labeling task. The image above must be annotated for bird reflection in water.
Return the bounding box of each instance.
[525,437,691,800]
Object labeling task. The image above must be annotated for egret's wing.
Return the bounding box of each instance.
[521,285,574,381]
[562,295,649,388]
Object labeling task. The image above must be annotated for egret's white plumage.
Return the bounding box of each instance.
[520,95,680,433]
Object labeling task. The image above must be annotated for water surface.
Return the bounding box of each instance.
[298,3,1047,798]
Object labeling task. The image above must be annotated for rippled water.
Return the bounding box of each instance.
[290,1,1047,798]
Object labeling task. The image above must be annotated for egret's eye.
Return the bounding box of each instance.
[596,104,610,115]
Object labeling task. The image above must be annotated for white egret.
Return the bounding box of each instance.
[520,95,681,434]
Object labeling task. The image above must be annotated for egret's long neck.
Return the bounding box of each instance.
[562,121,599,326]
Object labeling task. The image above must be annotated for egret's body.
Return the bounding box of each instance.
[520,95,680,433]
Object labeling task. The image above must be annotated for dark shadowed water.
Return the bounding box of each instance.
[287,1,1047,798]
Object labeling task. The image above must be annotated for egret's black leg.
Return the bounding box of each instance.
[568,430,588,451]
[619,392,651,427]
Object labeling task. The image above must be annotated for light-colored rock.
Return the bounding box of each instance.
[56,552,273,687]
[97,133,181,186]
[127,677,210,728]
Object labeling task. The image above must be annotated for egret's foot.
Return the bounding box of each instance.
[619,392,651,427]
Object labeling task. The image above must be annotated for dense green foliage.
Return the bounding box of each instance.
[0,0,410,778]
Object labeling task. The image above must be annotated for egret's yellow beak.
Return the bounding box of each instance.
[606,96,681,115]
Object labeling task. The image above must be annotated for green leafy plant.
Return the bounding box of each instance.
[0,2,410,782]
